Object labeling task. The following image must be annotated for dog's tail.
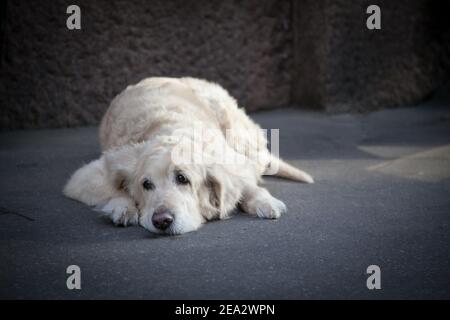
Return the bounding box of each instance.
[265,155,314,183]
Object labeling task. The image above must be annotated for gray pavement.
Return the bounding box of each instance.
[1,96,450,299]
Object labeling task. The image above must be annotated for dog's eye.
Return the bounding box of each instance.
[142,179,154,190]
[175,172,190,185]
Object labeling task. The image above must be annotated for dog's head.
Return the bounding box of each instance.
[104,140,254,235]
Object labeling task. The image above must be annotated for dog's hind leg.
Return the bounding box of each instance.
[63,158,139,226]
[239,185,287,219]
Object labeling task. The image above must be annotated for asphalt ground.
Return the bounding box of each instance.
[1,95,449,299]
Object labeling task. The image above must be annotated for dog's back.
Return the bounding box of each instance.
[99,77,265,153]
[99,77,313,183]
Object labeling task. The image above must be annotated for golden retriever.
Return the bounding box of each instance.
[63,77,313,235]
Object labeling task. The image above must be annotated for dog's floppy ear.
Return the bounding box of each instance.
[103,144,142,190]
[205,165,243,219]
[206,172,223,211]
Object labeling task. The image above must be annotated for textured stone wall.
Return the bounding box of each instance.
[0,0,292,129]
[0,0,449,129]
[292,0,450,112]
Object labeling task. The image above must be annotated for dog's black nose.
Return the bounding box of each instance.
[152,210,174,230]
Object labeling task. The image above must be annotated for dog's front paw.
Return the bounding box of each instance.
[95,197,139,226]
[254,196,287,219]
[242,192,287,219]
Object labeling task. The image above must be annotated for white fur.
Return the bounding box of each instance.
[64,77,292,235]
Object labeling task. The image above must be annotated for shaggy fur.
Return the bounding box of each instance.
[63,77,313,235]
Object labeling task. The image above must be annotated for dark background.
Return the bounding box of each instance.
[1,0,449,129]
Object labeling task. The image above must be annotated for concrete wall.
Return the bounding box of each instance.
[292,0,450,112]
[1,0,449,129]
[0,0,292,129]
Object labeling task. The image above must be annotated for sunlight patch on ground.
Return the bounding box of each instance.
[365,145,450,182]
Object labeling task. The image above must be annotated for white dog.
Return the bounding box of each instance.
[63,77,313,235]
